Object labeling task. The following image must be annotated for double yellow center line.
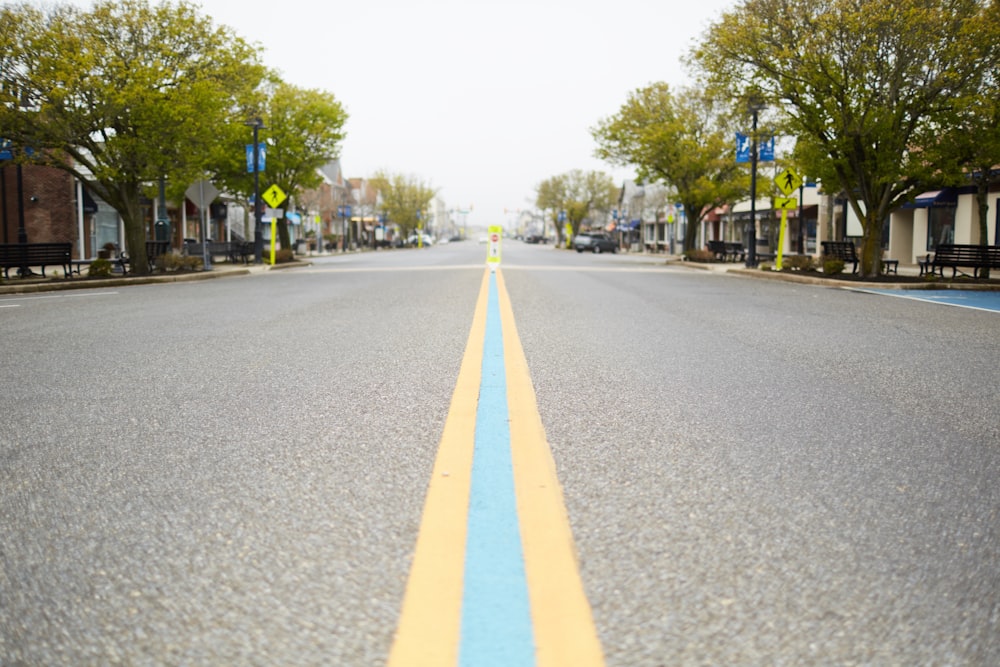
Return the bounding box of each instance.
[387,268,605,666]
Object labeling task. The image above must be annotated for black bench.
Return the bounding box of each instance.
[821,241,859,274]
[184,241,243,263]
[925,244,1000,278]
[0,242,73,279]
[228,241,255,264]
[707,240,746,262]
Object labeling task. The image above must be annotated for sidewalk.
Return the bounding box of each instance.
[668,256,1000,290]
[0,260,306,296]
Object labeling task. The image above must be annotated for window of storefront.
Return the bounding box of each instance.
[927,205,956,250]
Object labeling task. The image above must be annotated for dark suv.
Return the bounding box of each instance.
[573,232,618,254]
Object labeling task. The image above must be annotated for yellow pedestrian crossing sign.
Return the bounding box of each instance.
[262,184,287,209]
[774,168,802,196]
[775,196,797,210]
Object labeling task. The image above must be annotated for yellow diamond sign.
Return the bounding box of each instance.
[774,168,802,196]
[262,184,287,209]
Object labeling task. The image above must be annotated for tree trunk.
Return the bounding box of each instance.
[278,219,291,252]
[121,189,150,275]
[977,178,990,279]
[859,209,883,278]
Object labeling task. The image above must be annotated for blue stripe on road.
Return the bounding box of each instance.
[858,289,1000,313]
[459,271,536,667]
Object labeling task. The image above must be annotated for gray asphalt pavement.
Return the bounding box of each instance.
[2,241,997,665]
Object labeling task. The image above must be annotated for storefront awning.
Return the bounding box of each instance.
[904,189,958,208]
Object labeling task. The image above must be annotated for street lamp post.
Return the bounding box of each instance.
[746,102,765,268]
[246,118,265,264]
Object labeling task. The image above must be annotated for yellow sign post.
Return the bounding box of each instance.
[772,170,802,270]
[261,184,287,264]
[486,225,502,270]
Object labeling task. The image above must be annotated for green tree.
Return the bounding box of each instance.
[0,0,266,274]
[368,171,436,239]
[592,83,745,252]
[213,77,348,252]
[534,170,617,246]
[692,0,999,277]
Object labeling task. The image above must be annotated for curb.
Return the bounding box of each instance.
[0,261,311,296]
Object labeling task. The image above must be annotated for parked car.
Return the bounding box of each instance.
[406,233,434,247]
[573,232,618,254]
[524,234,548,244]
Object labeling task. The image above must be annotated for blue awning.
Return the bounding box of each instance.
[903,188,958,209]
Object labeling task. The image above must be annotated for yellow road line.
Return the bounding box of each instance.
[386,270,489,667]
[389,268,604,666]
[497,270,606,667]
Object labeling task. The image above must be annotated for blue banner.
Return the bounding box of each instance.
[736,133,776,162]
[245,143,266,173]
[736,133,750,163]
[760,136,775,162]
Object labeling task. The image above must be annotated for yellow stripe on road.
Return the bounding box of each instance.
[497,270,605,667]
[386,271,488,667]
[388,268,604,666]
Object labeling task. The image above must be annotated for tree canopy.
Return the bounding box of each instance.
[0,0,267,274]
[692,0,1000,276]
[368,171,436,238]
[212,76,348,251]
[534,170,617,244]
[592,83,745,252]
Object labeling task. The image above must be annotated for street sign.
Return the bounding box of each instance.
[486,224,502,267]
[775,196,797,210]
[185,180,219,209]
[262,184,286,209]
[774,168,802,196]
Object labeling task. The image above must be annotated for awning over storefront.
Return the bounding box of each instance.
[904,188,958,208]
[81,188,98,214]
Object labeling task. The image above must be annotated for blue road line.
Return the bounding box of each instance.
[859,289,1000,313]
[459,272,536,667]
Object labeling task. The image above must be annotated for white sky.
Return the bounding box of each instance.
[165,1,739,227]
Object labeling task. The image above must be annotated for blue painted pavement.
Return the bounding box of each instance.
[459,272,536,667]
[860,289,1000,313]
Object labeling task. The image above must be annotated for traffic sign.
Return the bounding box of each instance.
[262,184,286,209]
[775,196,797,210]
[774,168,802,196]
[486,224,502,267]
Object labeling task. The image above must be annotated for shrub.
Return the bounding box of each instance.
[182,255,203,271]
[822,256,845,275]
[88,257,114,277]
[784,254,814,272]
[155,253,181,271]
[684,248,716,263]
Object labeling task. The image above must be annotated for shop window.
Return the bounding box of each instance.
[927,206,956,250]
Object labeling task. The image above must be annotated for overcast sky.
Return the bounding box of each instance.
[200,0,737,228]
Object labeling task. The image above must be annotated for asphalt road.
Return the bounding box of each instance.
[2,241,998,665]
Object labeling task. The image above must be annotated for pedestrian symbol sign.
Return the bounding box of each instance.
[262,184,287,209]
[774,168,802,196]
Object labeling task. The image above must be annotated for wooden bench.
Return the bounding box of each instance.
[925,244,1000,278]
[0,242,73,279]
[821,241,859,274]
